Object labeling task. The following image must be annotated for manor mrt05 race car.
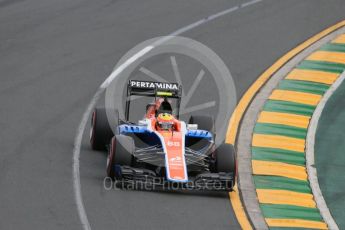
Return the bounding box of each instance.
[90,80,237,191]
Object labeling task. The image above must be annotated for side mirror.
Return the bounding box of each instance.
[146,103,155,112]
[187,124,198,130]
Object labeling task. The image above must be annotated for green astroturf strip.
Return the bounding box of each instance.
[297,60,345,74]
[254,123,307,139]
[260,204,323,222]
[254,175,311,193]
[263,100,315,116]
[320,43,345,52]
[278,79,329,95]
[252,147,305,166]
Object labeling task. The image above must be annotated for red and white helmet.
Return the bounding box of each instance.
[156,113,174,130]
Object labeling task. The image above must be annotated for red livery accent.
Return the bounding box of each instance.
[147,111,188,182]
[160,130,187,181]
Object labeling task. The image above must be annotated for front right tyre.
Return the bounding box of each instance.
[106,135,135,180]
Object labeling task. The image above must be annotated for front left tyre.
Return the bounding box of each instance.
[216,143,236,173]
[215,142,237,187]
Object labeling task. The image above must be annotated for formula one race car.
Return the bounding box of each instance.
[90,80,236,191]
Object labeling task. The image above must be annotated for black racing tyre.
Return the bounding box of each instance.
[216,143,236,175]
[90,108,114,151]
[189,115,215,133]
[106,135,135,180]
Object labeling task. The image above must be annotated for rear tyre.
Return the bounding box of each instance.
[189,115,215,133]
[107,135,135,180]
[90,108,114,151]
[188,115,215,153]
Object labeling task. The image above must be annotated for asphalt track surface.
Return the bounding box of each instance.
[1,0,345,229]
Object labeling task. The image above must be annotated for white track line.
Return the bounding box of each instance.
[72,1,262,229]
[306,71,345,230]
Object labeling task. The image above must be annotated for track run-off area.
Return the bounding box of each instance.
[236,22,345,229]
[1,0,345,229]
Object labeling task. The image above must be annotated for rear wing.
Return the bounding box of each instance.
[125,80,182,121]
[127,80,182,98]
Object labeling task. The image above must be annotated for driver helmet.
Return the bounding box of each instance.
[157,113,174,130]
